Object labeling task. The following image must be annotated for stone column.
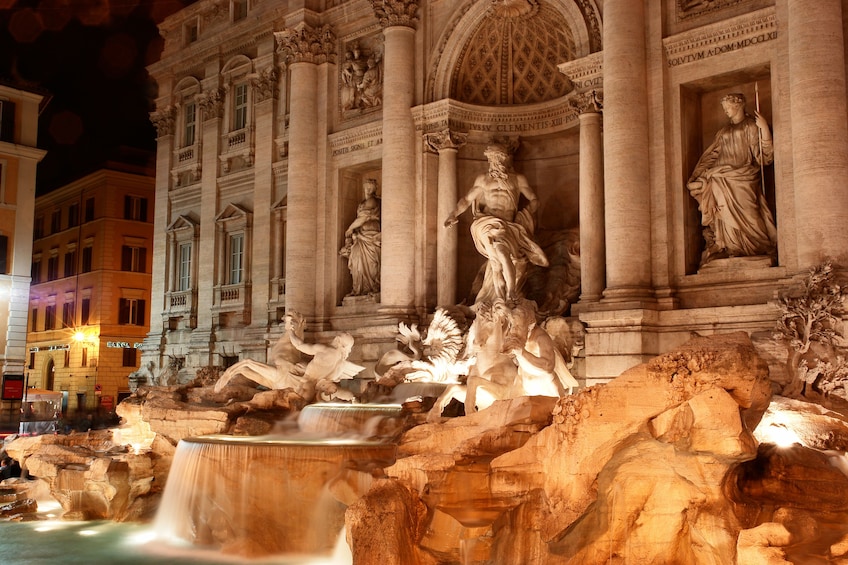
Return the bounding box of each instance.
[371,0,419,310]
[425,129,467,307]
[571,91,605,303]
[601,0,653,302]
[787,0,848,266]
[275,25,335,320]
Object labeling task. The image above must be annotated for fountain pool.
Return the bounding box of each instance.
[0,519,352,564]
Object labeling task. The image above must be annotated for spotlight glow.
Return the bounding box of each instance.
[758,423,802,448]
[753,404,806,448]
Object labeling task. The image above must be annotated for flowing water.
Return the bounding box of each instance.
[151,403,402,560]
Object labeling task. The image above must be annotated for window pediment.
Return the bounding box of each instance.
[167,214,198,233]
[216,203,252,225]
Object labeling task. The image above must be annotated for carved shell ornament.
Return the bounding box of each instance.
[490,0,540,19]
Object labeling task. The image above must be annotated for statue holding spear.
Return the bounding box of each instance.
[686,91,778,266]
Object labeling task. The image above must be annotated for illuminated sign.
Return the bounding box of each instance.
[106,342,143,349]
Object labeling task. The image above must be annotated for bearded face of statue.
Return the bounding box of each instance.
[485,149,509,177]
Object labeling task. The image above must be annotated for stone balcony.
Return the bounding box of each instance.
[213,282,251,327]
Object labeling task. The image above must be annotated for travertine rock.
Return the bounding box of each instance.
[491,333,770,544]
[737,523,793,565]
[6,431,161,521]
[354,332,775,564]
[733,443,848,511]
[346,479,437,565]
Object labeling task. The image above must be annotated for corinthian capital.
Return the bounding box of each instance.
[424,129,468,153]
[275,24,337,65]
[568,89,603,114]
[369,0,420,29]
[250,67,280,103]
[197,88,225,119]
[150,106,175,137]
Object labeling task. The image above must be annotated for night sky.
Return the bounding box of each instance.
[0,0,196,195]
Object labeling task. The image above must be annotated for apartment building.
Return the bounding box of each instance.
[27,164,154,413]
[0,82,47,427]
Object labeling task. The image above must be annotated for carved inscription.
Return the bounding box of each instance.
[664,9,776,68]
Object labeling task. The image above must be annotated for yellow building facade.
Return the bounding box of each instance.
[27,165,154,414]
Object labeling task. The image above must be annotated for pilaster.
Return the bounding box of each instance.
[251,68,278,330]
[195,87,224,349]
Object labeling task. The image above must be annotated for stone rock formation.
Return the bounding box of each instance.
[348,331,779,563]
[6,331,848,564]
[4,430,166,521]
[1,375,315,522]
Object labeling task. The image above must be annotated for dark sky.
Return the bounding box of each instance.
[0,0,196,194]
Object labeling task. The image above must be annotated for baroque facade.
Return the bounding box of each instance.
[144,0,848,383]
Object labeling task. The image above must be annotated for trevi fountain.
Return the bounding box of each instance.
[6,0,848,564]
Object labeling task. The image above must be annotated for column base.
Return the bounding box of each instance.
[600,286,657,307]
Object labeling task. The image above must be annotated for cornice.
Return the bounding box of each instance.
[663,6,777,68]
[328,121,383,158]
[412,97,578,137]
[558,51,602,92]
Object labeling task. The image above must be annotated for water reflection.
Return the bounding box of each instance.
[0,519,350,564]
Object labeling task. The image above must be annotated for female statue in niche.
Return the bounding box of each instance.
[687,92,777,267]
[340,178,381,296]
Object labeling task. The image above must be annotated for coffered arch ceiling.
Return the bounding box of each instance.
[429,0,601,104]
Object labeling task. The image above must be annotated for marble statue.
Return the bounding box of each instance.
[505,299,578,397]
[375,307,470,385]
[358,56,382,108]
[426,300,573,421]
[128,361,156,391]
[340,178,381,296]
[213,312,362,402]
[341,42,383,112]
[444,143,548,303]
[687,92,777,266]
[341,43,367,111]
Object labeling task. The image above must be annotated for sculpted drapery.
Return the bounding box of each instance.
[340,179,382,296]
[688,93,777,266]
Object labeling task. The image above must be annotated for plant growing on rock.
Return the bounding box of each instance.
[775,260,848,397]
